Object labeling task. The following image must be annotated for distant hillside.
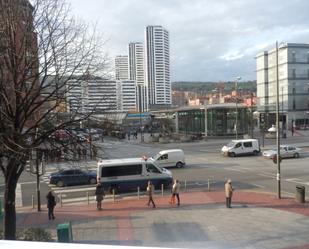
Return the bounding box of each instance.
[172,81,256,93]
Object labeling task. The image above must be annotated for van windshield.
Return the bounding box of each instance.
[227,142,236,147]
[152,153,161,160]
[146,163,162,174]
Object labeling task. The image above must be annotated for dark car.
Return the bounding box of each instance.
[49,169,97,187]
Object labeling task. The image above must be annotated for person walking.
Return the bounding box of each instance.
[46,191,56,220]
[225,179,234,208]
[95,183,105,210]
[146,181,156,208]
[170,179,181,206]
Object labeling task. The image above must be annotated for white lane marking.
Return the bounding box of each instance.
[258,173,276,179]
[19,181,37,185]
[225,167,247,173]
[16,183,23,207]
[251,183,266,188]
[285,178,309,185]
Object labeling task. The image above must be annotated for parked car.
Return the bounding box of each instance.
[49,169,97,187]
[262,145,301,159]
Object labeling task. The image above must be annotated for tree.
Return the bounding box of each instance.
[0,0,108,239]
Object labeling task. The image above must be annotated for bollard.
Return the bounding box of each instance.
[32,195,34,209]
[208,179,210,191]
[60,193,63,207]
[184,180,187,192]
[113,189,115,203]
[86,192,89,205]
[161,184,164,196]
[137,186,140,199]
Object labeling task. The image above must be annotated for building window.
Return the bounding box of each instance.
[307,69,309,79]
[292,51,296,62]
[307,52,309,63]
[292,69,296,79]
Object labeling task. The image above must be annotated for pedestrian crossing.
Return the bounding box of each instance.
[41,161,98,205]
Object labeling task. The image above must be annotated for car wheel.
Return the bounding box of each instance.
[294,153,299,158]
[253,150,259,156]
[56,180,64,187]
[89,178,97,184]
[229,152,236,157]
[176,162,183,168]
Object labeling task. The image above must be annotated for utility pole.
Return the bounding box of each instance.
[276,41,281,199]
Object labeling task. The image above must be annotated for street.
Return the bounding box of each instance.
[3,133,309,208]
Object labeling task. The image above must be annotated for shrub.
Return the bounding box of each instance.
[22,227,53,242]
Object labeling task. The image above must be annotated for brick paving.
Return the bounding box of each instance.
[16,190,309,248]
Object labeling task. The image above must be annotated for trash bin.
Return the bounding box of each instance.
[57,222,73,242]
[296,185,305,203]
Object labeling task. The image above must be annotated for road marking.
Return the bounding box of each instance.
[20,181,37,185]
[285,178,309,185]
[258,173,276,179]
[251,183,266,188]
[225,168,246,173]
[16,183,22,207]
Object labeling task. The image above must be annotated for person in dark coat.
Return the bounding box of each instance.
[46,191,56,220]
[95,183,105,210]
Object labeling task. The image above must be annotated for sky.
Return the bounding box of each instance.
[67,0,309,82]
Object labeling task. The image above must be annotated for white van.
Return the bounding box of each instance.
[221,139,260,157]
[151,149,186,168]
[97,158,173,193]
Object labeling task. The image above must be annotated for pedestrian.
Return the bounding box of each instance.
[82,147,87,160]
[134,130,138,139]
[46,191,56,220]
[95,183,105,210]
[146,180,156,208]
[127,130,131,140]
[170,179,181,206]
[225,179,234,208]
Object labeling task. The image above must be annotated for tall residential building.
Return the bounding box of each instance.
[145,25,171,108]
[116,80,137,112]
[66,77,117,114]
[256,43,309,131]
[128,42,148,112]
[115,55,129,80]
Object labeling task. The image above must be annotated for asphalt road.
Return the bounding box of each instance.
[2,135,309,207]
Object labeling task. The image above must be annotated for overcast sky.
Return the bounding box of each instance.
[67,0,309,82]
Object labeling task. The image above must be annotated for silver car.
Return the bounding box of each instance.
[262,145,301,159]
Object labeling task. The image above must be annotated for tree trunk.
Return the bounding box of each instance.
[4,172,18,240]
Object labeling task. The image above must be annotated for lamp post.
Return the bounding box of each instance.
[275,41,281,199]
[235,76,241,139]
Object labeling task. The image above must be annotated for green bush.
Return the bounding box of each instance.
[22,227,53,242]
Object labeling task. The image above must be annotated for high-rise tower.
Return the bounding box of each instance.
[145,26,171,108]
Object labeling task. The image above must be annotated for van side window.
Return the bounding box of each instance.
[235,143,241,148]
[146,163,161,174]
[243,142,252,148]
[101,164,142,177]
[159,154,168,160]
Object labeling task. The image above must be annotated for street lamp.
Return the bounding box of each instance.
[275,41,281,199]
[235,76,241,139]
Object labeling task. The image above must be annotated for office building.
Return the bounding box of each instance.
[128,42,148,112]
[66,77,117,114]
[116,80,137,112]
[145,26,171,108]
[256,43,309,131]
[115,55,129,80]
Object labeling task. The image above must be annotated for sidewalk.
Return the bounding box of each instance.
[16,190,309,249]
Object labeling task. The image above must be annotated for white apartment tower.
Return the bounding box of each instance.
[115,55,129,80]
[145,26,171,107]
[128,42,148,112]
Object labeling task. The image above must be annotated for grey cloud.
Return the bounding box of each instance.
[68,0,309,81]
